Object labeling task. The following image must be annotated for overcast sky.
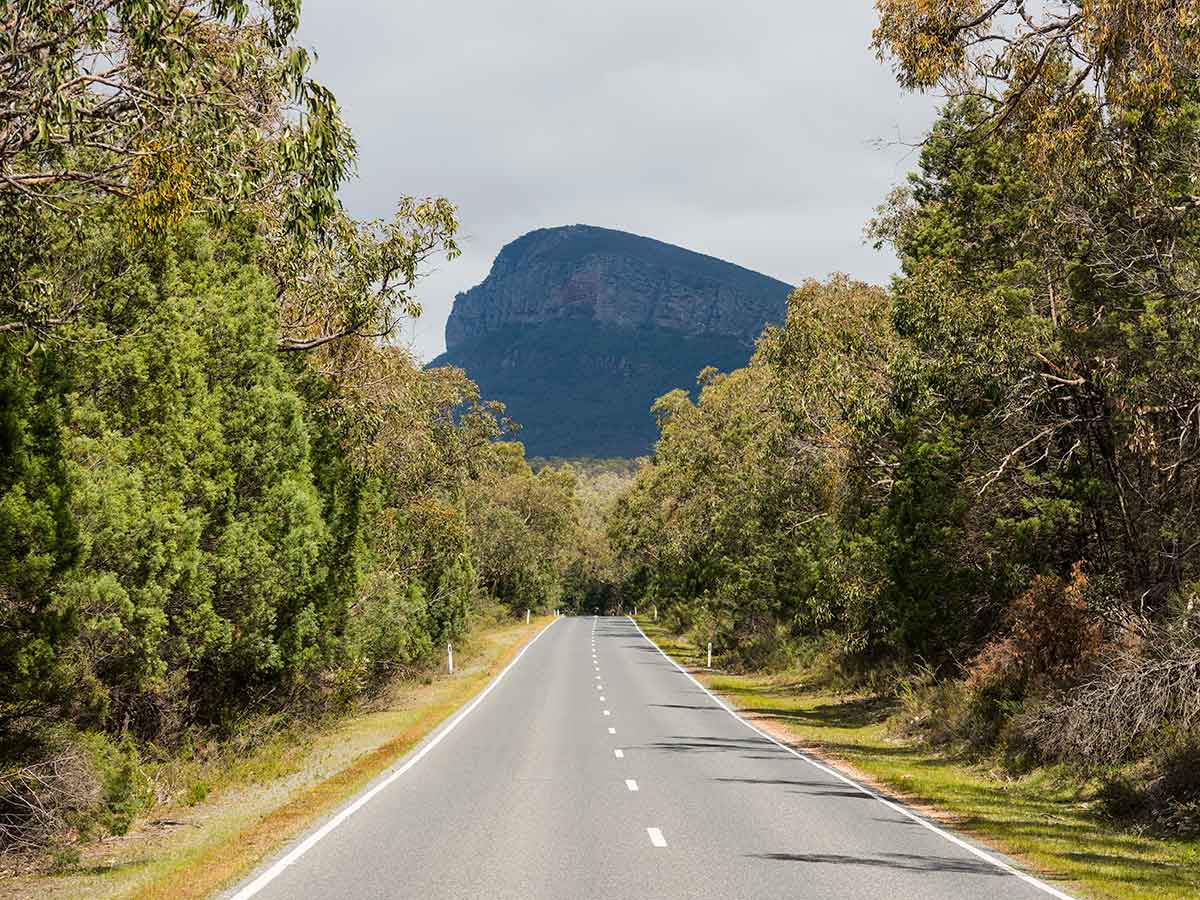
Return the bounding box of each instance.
[298,2,939,361]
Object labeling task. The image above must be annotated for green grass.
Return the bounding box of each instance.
[635,620,1200,900]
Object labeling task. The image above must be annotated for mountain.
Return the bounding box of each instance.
[429,225,792,458]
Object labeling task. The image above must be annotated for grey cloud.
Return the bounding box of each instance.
[298,1,938,360]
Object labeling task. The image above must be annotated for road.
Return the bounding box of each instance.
[225,616,1074,900]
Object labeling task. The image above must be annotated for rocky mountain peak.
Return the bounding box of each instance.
[432,225,792,458]
[444,225,791,352]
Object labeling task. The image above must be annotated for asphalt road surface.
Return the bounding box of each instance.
[225,616,1074,900]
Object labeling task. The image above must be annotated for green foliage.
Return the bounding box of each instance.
[0,208,586,853]
[465,443,579,614]
[0,344,80,724]
[610,360,836,667]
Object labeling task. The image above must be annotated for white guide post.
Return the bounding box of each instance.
[654,606,657,622]
[707,641,712,669]
[526,609,530,624]
[447,641,454,674]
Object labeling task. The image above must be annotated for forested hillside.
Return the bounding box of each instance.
[609,3,1200,841]
[0,1,585,861]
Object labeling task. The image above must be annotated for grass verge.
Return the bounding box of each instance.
[3,615,553,900]
[634,618,1200,900]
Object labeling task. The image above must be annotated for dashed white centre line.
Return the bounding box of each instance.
[596,684,602,690]
[608,727,616,734]
[599,696,605,701]
[614,748,624,758]
[603,710,611,716]
[625,779,639,792]
[647,827,667,848]
[595,674,601,679]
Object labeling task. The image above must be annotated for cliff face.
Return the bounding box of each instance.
[444,225,791,351]
[431,225,792,458]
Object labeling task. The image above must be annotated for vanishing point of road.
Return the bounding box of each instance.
[224,616,1075,900]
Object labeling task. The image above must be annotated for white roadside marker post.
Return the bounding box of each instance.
[526,609,530,624]
[654,606,657,622]
[707,641,712,669]
[447,641,454,674]
[634,606,638,617]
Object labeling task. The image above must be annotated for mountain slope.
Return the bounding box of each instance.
[429,225,792,458]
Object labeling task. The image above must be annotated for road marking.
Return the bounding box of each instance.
[229,617,561,900]
[596,684,602,690]
[608,727,616,734]
[625,779,639,791]
[595,674,601,679]
[626,617,1078,900]
[599,696,605,701]
[614,749,624,758]
[603,710,611,716]
[647,827,667,848]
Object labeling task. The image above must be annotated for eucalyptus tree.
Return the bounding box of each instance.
[873,0,1200,622]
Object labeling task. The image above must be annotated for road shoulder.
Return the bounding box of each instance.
[632,618,1200,900]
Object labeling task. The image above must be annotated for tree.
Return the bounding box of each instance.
[874,3,1200,621]
[0,0,351,227]
[1,0,356,338]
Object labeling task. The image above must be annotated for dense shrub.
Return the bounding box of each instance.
[966,563,1103,701]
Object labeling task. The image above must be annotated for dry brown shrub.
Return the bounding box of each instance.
[0,750,99,861]
[1018,625,1200,768]
[966,561,1103,698]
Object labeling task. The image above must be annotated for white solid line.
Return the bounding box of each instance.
[608,727,616,734]
[626,617,1078,900]
[647,827,667,847]
[614,748,624,758]
[626,779,639,791]
[229,618,561,900]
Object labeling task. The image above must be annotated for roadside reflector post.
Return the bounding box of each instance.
[447,641,454,674]
[634,606,638,617]
[707,641,712,669]
[654,606,658,622]
[526,609,530,624]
